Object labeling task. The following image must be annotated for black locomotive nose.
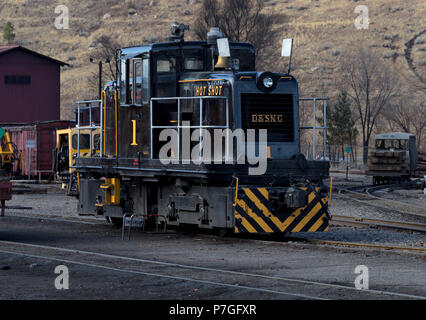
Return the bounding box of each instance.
[256,72,278,93]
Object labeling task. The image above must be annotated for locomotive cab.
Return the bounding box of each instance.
[367,132,418,184]
[114,30,300,166]
[54,127,100,195]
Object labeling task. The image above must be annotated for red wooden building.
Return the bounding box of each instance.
[0,45,67,124]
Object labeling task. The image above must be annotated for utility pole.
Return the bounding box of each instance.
[89,58,110,100]
[98,61,102,100]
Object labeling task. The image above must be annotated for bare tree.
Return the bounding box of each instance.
[339,46,399,163]
[193,0,221,38]
[85,35,121,98]
[89,35,120,81]
[383,91,426,150]
[193,0,278,67]
[413,99,426,151]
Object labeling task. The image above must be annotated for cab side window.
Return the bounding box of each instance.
[155,56,177,99]
[375,139,384,149]
[133,59,142,105]
[184,57,203,71]
[120,56,150,106]
[120,59,128,105]
[72,134,90,150]
[142,58,149,105]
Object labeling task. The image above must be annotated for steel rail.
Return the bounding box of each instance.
[343,183,423,210]
[331,215,426,233]
[337,187,426,219]
[303,239,426,254]
[4,210,426,257]
[366,187,425,211]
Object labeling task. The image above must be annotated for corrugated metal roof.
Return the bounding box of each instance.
[0,45,68,66]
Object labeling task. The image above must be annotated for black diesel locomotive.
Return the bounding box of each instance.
[75,25,331,234]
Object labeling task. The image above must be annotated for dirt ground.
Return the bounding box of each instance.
[0,175,425,300]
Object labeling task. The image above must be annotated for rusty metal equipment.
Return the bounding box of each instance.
[366,132,418,184]
[0,128,17,174]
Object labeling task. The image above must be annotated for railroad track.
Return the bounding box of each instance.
[3,211,426,254]
[331,215,426,233]
[337,183,426,219]
[366,186,425,212]
[0,240,425,299]
[301,239,426,254]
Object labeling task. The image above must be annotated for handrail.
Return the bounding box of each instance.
[150,96,230,162]
[233,176,239,208]
[76,99,104,104]
[151,96,227,101]
[76,99,103,158]
[102,90,107,155]
[299,97,329,160]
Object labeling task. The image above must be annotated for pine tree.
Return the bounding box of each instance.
[3,22,16,44]
[327,90,358,160]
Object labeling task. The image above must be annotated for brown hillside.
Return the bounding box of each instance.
[1,0,425,123]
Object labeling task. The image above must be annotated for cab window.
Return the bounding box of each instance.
[375,139,384,149]
[120,59,128,105]
[155,55,177,99]
[184,57,204,71]
[157,58,174,73]
[392,139,400,149]
[120,56,149,106]
[133,59,142,105]
[72,134,90,150]
[231,48,255,71]
[142,58,149,105]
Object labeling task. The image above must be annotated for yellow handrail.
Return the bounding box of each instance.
[101,90,107,155]
[233,177,239,207]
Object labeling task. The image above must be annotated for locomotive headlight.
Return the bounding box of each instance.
[257,72,277,93]
[263,77,274,88]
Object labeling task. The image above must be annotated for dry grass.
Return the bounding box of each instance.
[0,0,424,123]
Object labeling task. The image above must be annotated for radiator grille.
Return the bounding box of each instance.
[241,94,295,142]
